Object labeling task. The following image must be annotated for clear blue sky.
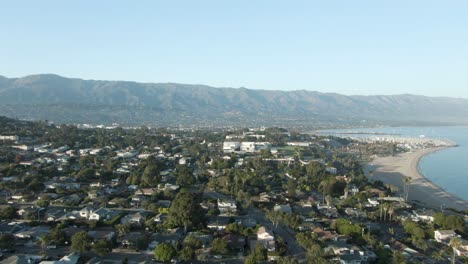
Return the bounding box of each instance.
[1,1,467,97]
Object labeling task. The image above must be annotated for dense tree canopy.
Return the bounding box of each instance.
[166,190,205,230]
[154,243,177,263]
[71,231,92,253]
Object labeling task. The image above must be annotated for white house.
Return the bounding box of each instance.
[217,199,237,215]
[257,226,275,252]
[434,230,457,243]
[257,226,274,241]
[89,208,119,221]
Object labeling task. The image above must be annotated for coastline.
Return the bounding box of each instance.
[364,146,468,211]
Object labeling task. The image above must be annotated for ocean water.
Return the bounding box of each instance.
[318,126,468,202]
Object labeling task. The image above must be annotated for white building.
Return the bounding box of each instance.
[217,199,237,214]
[223,142,240,152]
[326,167,338,174]
[240,142,271,153]
[434,230,457,243]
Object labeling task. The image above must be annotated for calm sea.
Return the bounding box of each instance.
[318,126,468,202]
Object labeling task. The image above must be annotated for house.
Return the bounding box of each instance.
[157,200,172,209]
[39,253,80,264]
[344,208,367,219]
[185,232,213,248]
[224,234,246,252]
[327,241,376,263]
[45,208,69,222]
[15,225,51,239]
[58,211,82,221]
[326,167,338,174]
[151,228,185,248]
[367,198,379,207]
[89,207,120,221]
[348,184,359,196]
[413,209,436,222]
[152,213,168,224]
[63,226,85,240]
[336,252,365,264]
[121,232,145,248]
[120,212,148,226]
[257,192,272,203]
[207,216,231,231]
[257,226,274,241]
[79,206,97,219]
[256,226,276,252]
[0,221,27,234]
[87,190,100,199]
[312,227,345,242]
[135,188,158,196]
[241,217,257,228]
[217,199,237,215]
[88,230,116,241]
[274,204,292,214]
[434,230,457,243]
[454,239,468,257]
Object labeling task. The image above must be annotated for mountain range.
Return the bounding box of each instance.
[0,74,467,128]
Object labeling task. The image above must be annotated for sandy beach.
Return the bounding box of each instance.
[364,147,468,211]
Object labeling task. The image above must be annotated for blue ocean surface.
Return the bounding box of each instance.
[318,126,468,202]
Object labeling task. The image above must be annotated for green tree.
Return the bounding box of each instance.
[277,256,298,264]
[71,231,92,253]
[179,246,195,261]
[154,243,177,263]
[0,233,15,249]
[77,168,95,180]
[245,244,267,264]
[392,250,406,264]
[211,237,229,255]
[175,165,195,187]
[93,239,112,256]
[39,234,49,256]
[184,236,203,249]
[286,179,297,197]
[50,225,67,245]
[141,163,159,187]
[306,243,328,264]
[166,190,204,230]
[116,223,131,238]
[1,205,17,219]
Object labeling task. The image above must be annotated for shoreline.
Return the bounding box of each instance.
[364,146,468,212]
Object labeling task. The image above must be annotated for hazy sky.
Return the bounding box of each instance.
[1,1,467,97]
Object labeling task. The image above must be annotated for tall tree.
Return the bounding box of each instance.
[403,176,412,202]
[154,243,177,263]
[167,190,204,230]
[211,238,228,255]
[71,231,92,253]
[450,237,461,264]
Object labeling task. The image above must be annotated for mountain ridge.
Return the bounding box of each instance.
[0,74,467,127]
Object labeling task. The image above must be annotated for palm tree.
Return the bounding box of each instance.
[383,203,389,221]
[39,234,49,256]
[450,237,461,264]
[431,249,445,262]
[403,176,412,202]
[388,204,395,222]
[379,204,384,221]
[343,186,349,199]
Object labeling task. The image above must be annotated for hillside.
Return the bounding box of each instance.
[0,74,467,127]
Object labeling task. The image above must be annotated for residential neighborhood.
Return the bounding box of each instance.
[0,116,466,264]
